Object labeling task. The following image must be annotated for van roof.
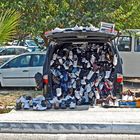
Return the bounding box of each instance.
[121,29,140,36]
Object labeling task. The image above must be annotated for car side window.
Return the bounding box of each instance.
[31,54,45,67]
[117,36,131,52]
[19,41,25,46]
[3,55,31,68]
[6,48,15,55]
[15,48,28,55]
[135,37,140,52]
[1,48,15,55]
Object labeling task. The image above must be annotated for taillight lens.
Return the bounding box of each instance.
[43,75,48,84]
[117,74,123,83]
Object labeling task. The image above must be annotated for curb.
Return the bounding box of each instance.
[0,122,140,134]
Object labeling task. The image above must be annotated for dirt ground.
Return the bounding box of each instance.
[0,82,140,112]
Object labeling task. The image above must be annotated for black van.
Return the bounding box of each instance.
[42,26,123,105]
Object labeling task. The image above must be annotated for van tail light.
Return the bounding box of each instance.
[117,74,123,83]
[43,75,48,84]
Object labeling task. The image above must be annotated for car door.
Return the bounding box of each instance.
[0,54,31,87]
[29,54,45,86]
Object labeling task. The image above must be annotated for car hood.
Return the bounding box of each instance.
[45,27,118,43]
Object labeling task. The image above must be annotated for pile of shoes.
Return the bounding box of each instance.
[101,95,118,107]
[16,43,118,110]
[16,95,47,111]
[119,90,140,108]
[16,94,76,110]
[50,43,117,107]
[121,90,135,101]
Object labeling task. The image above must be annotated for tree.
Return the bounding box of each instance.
[108,0,140,30]
[0,0,140,39]
[0,9,20,44]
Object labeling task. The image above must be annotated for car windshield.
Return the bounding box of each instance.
[26,40,38,47]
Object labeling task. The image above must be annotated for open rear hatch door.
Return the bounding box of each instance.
[45,27,118,43]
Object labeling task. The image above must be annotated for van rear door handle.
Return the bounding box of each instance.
[22,70,28,72]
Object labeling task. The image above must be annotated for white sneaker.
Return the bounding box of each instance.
[35,104,47,111]
[23,102,30,109]
[69,102,76,109]
[16,96,26,103]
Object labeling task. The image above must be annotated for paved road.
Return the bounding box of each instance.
[1,107,140,123]
[1,108,140,134]
[0,133,140,140]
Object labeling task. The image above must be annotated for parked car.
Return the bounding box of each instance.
[42,25,123,100]
[35,36,45,47]
[0,46,31,65]
[116,29,140,77]
[0,52,46,87]
[12,39,40,51]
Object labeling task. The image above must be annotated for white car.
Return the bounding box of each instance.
[0,52,46,87]
[0,46,31,65]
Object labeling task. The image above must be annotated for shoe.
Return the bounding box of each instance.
[54,102,60,109]
[105,71,111,79]
[85,84,91,93]
[23,101,30,110]
[16,96,26,103]
[16,102,22,110]
[113,54,118,66]
[87,70,94,80]
[56,88,62,97]
[69,102,76,109]
[95,89,100,99]
[33,104,47,111]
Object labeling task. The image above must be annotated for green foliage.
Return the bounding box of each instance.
[108,0,140,30]
[0,0,140,38]
[0,9,20,44]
